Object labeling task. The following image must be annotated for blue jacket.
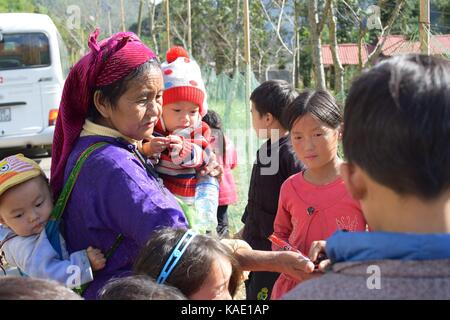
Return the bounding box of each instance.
[0,225,93,286]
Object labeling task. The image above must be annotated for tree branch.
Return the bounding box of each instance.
[365,0,406,67]
[317,0,332,34]
[258,0,293,55]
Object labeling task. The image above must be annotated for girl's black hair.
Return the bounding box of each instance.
[88,59,161,120]
[283,90,342,131]
[133,228,241,298]
[202,110,228,165]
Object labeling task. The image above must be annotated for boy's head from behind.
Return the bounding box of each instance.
[0,276,82,300]
[134,227,241,300]
[159,46,207,132]
[0,154,52,236]
[341,54,450,230]
[250,80,298,138]
[99,275,186,300]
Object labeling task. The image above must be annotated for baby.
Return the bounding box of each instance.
[0,154,105,288]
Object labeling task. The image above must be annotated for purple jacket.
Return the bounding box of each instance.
[62,135,187,299]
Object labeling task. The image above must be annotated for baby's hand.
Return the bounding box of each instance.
[168,135,184,153]
[87,246,106,271]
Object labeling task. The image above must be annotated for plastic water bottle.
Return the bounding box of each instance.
[194,174,219,235]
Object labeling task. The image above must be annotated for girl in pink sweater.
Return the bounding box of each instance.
[203,111,238,238]
[271,90,367,299]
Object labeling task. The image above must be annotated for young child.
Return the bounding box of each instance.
[270,90,367,300]
[0,154,105,288]
[240,80,303,300]
[140,46,212,205]
[133,227,242,300]
[283,54,450,300]
[98,275,186,300]
[0,276,83,300]
[203,110,238,238]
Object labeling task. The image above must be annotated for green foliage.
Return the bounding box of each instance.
[0,0,37,12]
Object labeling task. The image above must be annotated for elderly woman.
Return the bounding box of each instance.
[50,30,316,300]
[50,31,192,299]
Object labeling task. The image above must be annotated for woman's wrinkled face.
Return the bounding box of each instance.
[105,68,164,140]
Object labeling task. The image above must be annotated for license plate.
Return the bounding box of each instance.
[0,108,11,122]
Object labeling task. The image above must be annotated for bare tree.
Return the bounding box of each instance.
[120,0,126,32]
[328,0,344,101]
[365,0,405,67]
[344,0,406,69]
[137,0,144,37]
[308,0,331,90]
[147,0,159,55]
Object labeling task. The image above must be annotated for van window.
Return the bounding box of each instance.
[0,32,50,70]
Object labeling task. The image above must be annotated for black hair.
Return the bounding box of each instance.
[202,110,227,165]
[0,276,82,300]
[133,228,241,298]
[88,59,161,120]
[283,89,342,131]
[98,275,186,300]
[343,54,450,199]
[250,80,298,128]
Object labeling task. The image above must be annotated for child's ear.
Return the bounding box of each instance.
[338,123,344,141]
[264,113,274,127]
[93,90,112,119]
[340,162,367,200]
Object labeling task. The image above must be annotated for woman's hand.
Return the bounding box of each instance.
[275,251,318,282]
[230,243,317,282]
[141,136,170,156]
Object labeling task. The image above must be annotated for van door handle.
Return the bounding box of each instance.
[38,77,53,82]
[0,102,26,108]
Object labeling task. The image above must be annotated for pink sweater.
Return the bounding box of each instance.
[210,135,238,206]
[271,172,367,299]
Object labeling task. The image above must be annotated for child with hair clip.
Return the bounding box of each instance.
[134,227,242,300]
[203,110,238,238]
[0,154,105,288]
[270,90,367,299]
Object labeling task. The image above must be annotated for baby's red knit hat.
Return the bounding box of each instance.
[161,46,208,117]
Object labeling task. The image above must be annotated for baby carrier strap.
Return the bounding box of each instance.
[46,141,124,295]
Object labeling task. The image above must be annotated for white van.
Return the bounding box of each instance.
[0,13,69,151]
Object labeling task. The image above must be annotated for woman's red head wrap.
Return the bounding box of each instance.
[50,29,157,197]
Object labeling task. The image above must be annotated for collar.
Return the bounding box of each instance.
[80,120,139,146]
[327,230,450,262]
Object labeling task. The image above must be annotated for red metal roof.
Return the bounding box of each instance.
[379,35,450,55]
[322,43,369,66]
[322,35,450,66]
